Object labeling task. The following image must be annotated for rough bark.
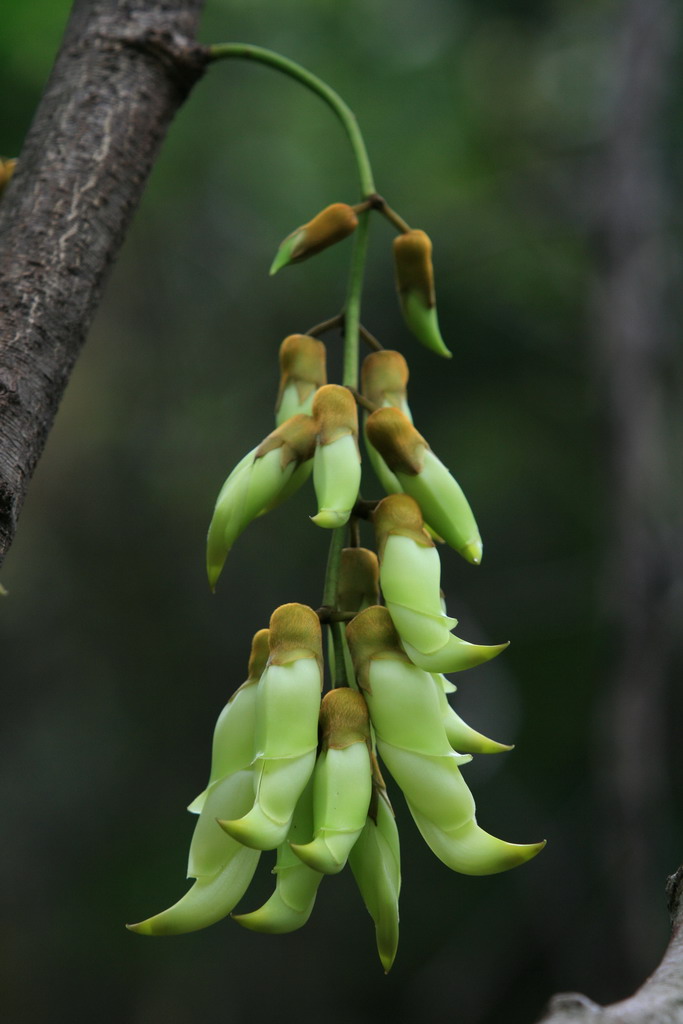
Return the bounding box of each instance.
[0,0,208,565]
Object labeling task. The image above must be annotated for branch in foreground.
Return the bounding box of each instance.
[0,0,208,567]
[537,865,683,1023]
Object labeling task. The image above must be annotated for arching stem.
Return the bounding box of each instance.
[208,44,376,197]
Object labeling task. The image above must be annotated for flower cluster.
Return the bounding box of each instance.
[128,198,544,971]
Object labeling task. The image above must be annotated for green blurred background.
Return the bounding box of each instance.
[1,1,681,1021]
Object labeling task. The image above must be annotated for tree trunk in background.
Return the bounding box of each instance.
[0,0,207,566]
[592,0,678,981]
[539,0,681,1016]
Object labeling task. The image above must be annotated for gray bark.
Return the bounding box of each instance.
[537,867,683,1023]
[0,0,208,564]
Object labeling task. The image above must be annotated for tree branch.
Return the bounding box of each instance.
[537,866,683,1023]
[0,0,208,566]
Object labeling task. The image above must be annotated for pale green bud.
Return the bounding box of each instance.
[188,628,269,815]
[127,768,260,936]
[360,349,411,501]
[393,229,451,358]
[373,496,505,673]
[219,605,322,850]
[373,496,442,611]
[275,334,327,425]
[233,781,323,933]
[366,408,482,564]
[349,786,401,973]
[291,689,373,874]
[409,807,545,876]
[311,385,361,528]
[207,415,318,589]
[270,203,359,275]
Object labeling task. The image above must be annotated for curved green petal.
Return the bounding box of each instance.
[349,794,401,973]
[401,635,509,674]
[408,807,545,875]
[233,783,323,933]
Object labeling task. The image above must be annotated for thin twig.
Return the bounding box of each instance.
[306,312,344,337]
[359,323,383,351]
[346,386,379,414]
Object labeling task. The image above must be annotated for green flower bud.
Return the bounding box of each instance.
[188,628,269,815]
[373,495,505,673]
[346,607,471,763]
[233,780,324,933]
[126,768,260,936]
[206,414,318,589]
[360,349,414,497]
[408,808,545,876]
[349,783,401,973]
[275,334,327,425]
[219,605,322,850]
[291,689,373,874]
[366,408,482,564]
[311,385,361,529]
[393,229,451,358]
[344,609,543,876]
[270,203,359,275]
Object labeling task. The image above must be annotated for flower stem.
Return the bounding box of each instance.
[208,43,376,684]
[342,212,370,390]
[208,43,376,197]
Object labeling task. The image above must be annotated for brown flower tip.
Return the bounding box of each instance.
[312,384,359,445]
[393,229,435,306]
[338,548,380,613]
[293,203,359,261]
[319,688,370,749]
[361,350,410,410]
[365,407,426,475]
[269,603,323,671]
[372,493,433,555]
[345,606,409,689]
[255,414,318,468]
[276,334,327,412]
[247,628,271,682]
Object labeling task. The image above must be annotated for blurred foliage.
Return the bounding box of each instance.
[1,1,682,1023]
